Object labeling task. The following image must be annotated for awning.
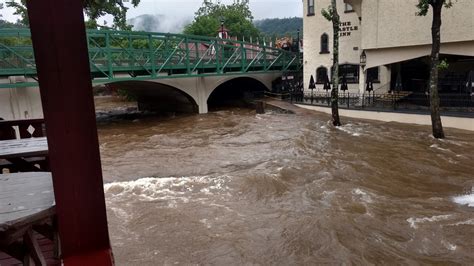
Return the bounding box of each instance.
[364,41,474,70]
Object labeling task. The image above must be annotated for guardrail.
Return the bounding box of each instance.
[290,91,474,115]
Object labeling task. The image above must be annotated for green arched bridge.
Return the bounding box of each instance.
[0,28,301,89]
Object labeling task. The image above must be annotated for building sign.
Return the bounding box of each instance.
[339,21,358,37]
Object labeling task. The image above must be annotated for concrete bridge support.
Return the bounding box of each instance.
[0,72,282,119]
[128,72,282,114]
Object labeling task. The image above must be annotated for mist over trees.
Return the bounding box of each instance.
[128,14,191,33]
[127,14,303,39]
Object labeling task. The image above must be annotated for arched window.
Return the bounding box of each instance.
[320,34,329,54]
[316,67,328,84]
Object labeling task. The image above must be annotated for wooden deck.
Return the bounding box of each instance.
[0,233,59,265]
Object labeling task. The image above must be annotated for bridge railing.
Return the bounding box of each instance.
[0,28,301,88]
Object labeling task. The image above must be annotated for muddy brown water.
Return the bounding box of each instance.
[94,96,474,265]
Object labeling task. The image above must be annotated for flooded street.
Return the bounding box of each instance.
[95,97,474,265]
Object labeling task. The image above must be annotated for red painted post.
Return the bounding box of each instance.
[25,0,114,265]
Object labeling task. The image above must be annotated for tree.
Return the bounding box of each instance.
[184,0,260,39]
[322,0,341,126]
[416,0,454,139]
[254,17,303,38]
[5,0,140,30]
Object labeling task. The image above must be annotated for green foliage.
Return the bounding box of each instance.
[5,0,28,25]
[437,59,449,70]
[416,0,454,16]
[184,0,260,39]
[0,19,26,29]
[0,19,30,46]
[5,0,140,30]
[254,17,302,38]
[321,6,334,21]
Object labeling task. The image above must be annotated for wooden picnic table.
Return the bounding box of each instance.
[0,172,57,265]
[0,137,48,159]
[0,137,49,172]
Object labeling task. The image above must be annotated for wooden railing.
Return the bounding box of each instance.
[0,118,45,140]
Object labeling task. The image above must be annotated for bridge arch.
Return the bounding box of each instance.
[206,76,269,110]
[106,80,199,114]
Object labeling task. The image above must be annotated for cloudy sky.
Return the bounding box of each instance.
[0,0,303,23]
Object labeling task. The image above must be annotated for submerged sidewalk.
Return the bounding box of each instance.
[295,104,474,132]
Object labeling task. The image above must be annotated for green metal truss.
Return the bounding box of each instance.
[0,28,302,89]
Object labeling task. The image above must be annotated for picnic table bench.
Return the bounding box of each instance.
[0,137,49,172]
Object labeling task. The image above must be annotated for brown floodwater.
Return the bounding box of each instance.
[94,96,474,265]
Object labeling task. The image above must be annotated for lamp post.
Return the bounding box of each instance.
[360,50,367,69]
[360,50,367,106]
[296,28,300,53]
[220,16,225,39]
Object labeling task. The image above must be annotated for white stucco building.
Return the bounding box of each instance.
[303,0,474,95]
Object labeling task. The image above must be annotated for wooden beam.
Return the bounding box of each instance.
[25,0,113,264]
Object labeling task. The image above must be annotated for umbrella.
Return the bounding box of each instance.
[467,70,473,92]
[340,75,348,91]
[309,75,316,89]
[366,79,373,92]
[323,75,331,91]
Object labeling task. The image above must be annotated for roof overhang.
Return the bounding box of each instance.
[364,41,474,70]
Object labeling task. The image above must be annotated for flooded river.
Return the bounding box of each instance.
[95,96,474,265]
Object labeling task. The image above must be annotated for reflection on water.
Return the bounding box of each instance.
[96,96,474,265]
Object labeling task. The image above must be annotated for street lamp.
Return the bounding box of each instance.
[220,16,225,39]
[360,50,367,106]
[296,28,300,53]
[360,50,367,69]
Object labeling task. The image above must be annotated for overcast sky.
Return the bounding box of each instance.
[0,0,303,23]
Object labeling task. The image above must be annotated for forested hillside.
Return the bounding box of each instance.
[254,17,302,38]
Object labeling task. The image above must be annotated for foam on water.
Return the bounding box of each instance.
[429,144,454,153]
[336,123,363,137]
[352,188,374,203]
[104,175,230,204]
[452,192,474,207]
[406,215,452,229]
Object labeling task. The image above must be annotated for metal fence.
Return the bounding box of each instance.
[290,91,474,115]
